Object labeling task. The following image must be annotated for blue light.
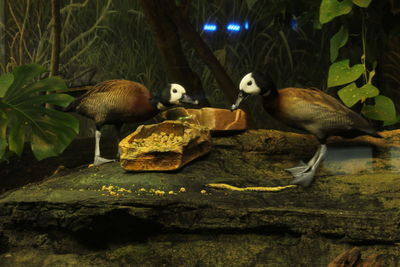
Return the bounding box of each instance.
[244,21,249,30]
[227,23,241,32]
[290,16,298,32]
[203,24,217,32]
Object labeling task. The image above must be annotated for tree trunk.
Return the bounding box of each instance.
[164,1,238,102]
[50,0,61,77]
[46,0,61,109]
[0,0,6,71]
[139,0,208,106]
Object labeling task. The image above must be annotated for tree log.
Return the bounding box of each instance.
[139,0,208,106]
[164,1,238,102]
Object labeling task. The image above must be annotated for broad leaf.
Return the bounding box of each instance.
[34,107,79,134]
[338,83,379,107]
[330,26,348,63]
[0,73,14,98]
[328,59,364,87]
[16,94,75,109]
[352,0,372,8]
[8,76,68,104]
[0,64,79,161]
[320,0,353,24]
[362,95,397,125]
[7,112,26,156]
[0,111,7,158]
[6,64,47,99]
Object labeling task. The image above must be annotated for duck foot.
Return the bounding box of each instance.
[93,156,115,166]
[288,144,327,187]
[290,170,316,187]
[285,161,309,175]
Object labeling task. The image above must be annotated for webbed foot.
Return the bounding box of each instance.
[290,170,316,187]
[93,156,115,166]
[285,161,309,175]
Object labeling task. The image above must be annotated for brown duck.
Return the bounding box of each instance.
[69,80,197,166]
[231,71,380,187]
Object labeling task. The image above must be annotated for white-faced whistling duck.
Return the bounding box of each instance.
[231,71,381,187]
[69,79,198,166]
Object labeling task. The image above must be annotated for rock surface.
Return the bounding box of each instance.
[1,129,400,266]
[119,120,211,171]
[159,107,248,131]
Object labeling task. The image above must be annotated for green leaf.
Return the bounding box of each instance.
[16,93,75,108]
[7,113,26,156]
[30,130,59,161]
[0,64,79,161]
[6,64,47,99]
[338,83,379,107]
[362,95,397,125]
[0,73,14,98]
[328,59,364,87]
[330,26,348,63]
[30,116,77,160]
[31,107,80,134]
[0,111,8,158]
[352,0,372,8]
[8,76,68,104]
[320,0,353,24]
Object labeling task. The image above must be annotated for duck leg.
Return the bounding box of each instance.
[94,129,115,166]
[289,144,327,187]
[115,123,123,159]
[285,146,322,175]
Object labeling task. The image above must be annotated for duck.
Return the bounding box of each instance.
[231,71,380,187]
[68,79,198,166]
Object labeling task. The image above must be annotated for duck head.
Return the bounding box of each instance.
[157,83,199,110]
[231,72,276,110]
[169,83,199,105]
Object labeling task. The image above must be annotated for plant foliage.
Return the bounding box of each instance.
[0,64,79,161]
[320,0,398,125]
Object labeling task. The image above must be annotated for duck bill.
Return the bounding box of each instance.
[231,91,246,110]
[179,94,199,105]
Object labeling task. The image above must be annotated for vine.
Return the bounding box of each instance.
[320,0,398,125]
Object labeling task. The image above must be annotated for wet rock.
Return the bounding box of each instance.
[119,120,211,171]
[1,129,400,266]
[159,107,248,131]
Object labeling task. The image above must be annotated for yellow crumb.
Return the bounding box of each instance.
[155,190,165,196]
[206,183,297,192]
[168,191,174,195]
[200,190,207,194]
[139,188,147,192]
[179,187,186,193]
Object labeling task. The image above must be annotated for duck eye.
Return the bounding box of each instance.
[172,89,178,93]
[247,81,253,86]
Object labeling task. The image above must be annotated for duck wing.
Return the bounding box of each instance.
[275,88,376,140]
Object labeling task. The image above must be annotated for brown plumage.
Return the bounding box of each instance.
[232,71,380,187]
[264,87,377,142]
[69,79,196,166]
[74,80,156,128]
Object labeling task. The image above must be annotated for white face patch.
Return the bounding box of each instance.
[239,73,261,95]
[169,83,186,105]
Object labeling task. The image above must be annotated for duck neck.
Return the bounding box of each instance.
[261,86,279,114]
[150,96,172,112]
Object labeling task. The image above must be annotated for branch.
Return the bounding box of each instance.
[60,0,113,58]
[163,1,237,102]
